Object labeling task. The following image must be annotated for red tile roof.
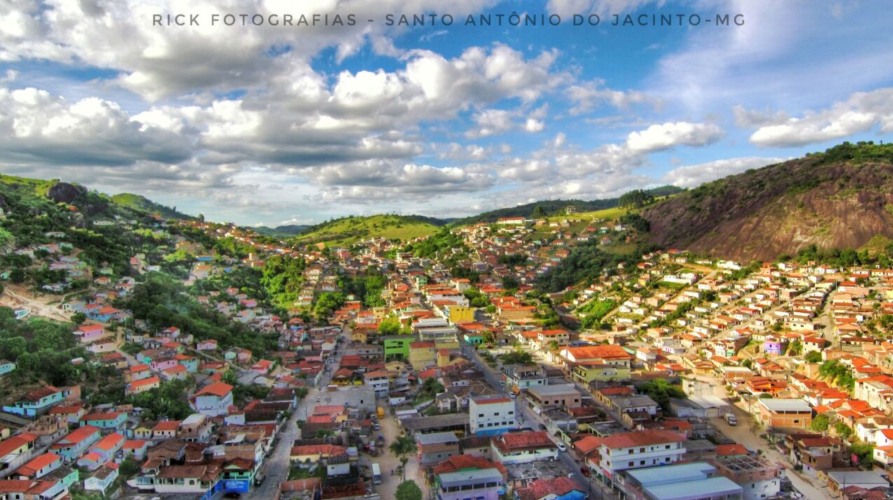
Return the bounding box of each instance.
[597,429,685,450]
[195,382,233,397]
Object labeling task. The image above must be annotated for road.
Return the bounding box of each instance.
[0,283,75,322]
[712,397,832,499]
[461,343,609,499]
[248,330,347,499]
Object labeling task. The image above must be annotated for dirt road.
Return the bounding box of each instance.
[0,283,74,322]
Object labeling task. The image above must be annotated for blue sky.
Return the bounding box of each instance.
[1,0,892,226]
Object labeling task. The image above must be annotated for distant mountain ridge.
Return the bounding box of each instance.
[643,142,893,262]
[111,193,195,220]
[454,185,684,225]
[253,224,310,237]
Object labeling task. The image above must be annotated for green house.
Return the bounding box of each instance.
[383,336,413,360]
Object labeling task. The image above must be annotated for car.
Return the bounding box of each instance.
[556,442,567,452]
[509,392,517,399]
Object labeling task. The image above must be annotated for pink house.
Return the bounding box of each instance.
[74,324,105,343]
[160,327,181,338]
[196,339,218,351]
[150,356,178,372]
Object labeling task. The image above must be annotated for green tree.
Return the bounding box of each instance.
[850,442,874,467]
[389,435,417,482]
[804,351,822,363]
[810,414,830,433]
[71,312,87,325]
[395,480,423,500]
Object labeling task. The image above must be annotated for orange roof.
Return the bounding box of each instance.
[129,376,160,388]
[715,443,749,456]
[57,426,99,446]
[153,421,180,432]
[92,433,124,451]
[494,431,554,451]
[195,382,233,397]
[564,344,632,361]
[123,440,147,450]
[81,411,122,422]
[79,452,102,462]
[597,430,685,450]
[16,453,61,476]
[77,324,104,333]
[432,455,507,477]
[0,434,38,458]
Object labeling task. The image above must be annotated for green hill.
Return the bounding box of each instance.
[111,193,194,220]
[293,214,445,247]
[454,186,683,225]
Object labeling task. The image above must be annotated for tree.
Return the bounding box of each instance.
[71,312,87,325]
[810,414,830,433]
[389,435,417,482]
[804,351,822,363]
[395,480,423,500]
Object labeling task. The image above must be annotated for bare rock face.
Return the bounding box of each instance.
[47,182,85,204]
[643,158,893,262]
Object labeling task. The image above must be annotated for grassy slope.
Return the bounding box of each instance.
[294,214,440,246]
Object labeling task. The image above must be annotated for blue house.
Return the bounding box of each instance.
[0,360,16,376]
[80,411,128,431]
[3,386,67,418]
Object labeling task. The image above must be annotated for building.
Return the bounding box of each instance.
[363,371,390,398]
[0,433,39,475]
[416,432,461,466]
[408,341,437,371]
[2,386,68,418]
[490,431,557,465]
[14,453,63,480]
[624,462,743,500]
[469,396,517,436]
[560,345,633,383]
[589,430,686,478]
[190,382,234,417]
[712,454,781,500]
[516,476,586,500]
[503,365,547,394]
[79,411,127,431]
[525,384,581,414]
[757,399,812,429]
[435,467,505,500]
[51,426,101,462]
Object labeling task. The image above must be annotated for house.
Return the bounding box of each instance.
[416,432,461,466]
[435,467,505,500]
[84,462,119,495]
[3,386,67,418]
[588,429,687,479]
[123,440,149,461]
[77,433,124,470]
[79,411,127,431]
[408,341,437,371]
[503,365,547,393]
[126,376,161,395]
[757,399,813,429]
[624,462,743,500]
[560,345,633,383]
[196,339,218,351]
[51,425,101,462]
[713,454,782,499]
[0,478,69,499]
[525,384,582,414]
[0,360,16,377]
[73,324,105,343]
[469,396,516,436]
[289,444,348,467]
[190,382,234,417]
[0,433,39,475]
[153,464,221,495]
[152,421,181,440]
[490,431,558,464]
[516,476,586,500]
[14,452,63,479]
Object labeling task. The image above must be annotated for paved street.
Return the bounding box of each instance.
[714,403,832,500]
[248,331,346,499]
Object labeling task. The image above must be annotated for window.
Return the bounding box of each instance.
[640,448,645,452]
[640,460,645,465]
[628,461,634,467]
[665,444,671,449]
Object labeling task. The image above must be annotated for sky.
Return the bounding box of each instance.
[1,0,892,227]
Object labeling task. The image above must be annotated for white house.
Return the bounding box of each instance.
[469,396,517,436]
[189,382,234,417]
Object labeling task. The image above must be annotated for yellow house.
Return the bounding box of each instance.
[571,362,631,383]
[351,330,368,343]
[408,341,437,371]
[434,338,460,351]
[290,444,347,465]
[447,305,475,324]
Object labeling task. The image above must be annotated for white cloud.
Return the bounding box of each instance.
[0,86,193,166]
[567,80,655,115]
[546,0,664,17]
[748,88,893,147]
[662,156,785,188]
[524,118,544,132]
[626,122,723,153]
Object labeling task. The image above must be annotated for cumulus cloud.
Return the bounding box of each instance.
[0,87,193,166]
[546,0,664,17]
[748,88,893,147]
[662,156,785,188]
[626,121,723,153]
